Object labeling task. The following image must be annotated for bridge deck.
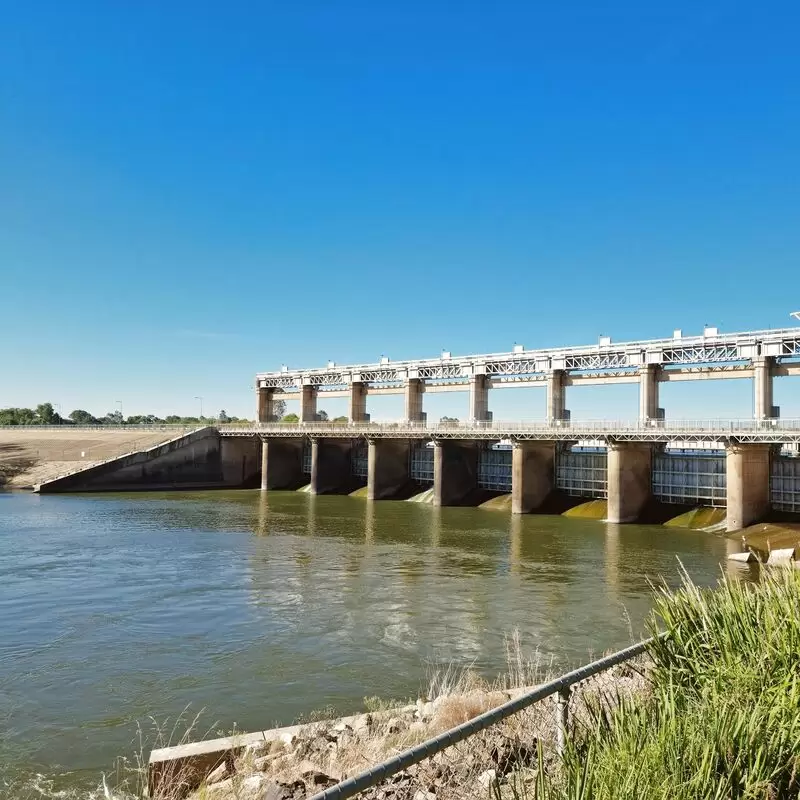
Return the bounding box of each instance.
[220,420,800,445]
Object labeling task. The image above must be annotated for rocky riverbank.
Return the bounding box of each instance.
[150,656,650,800]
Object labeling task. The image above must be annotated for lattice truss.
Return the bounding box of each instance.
[782,336,800,356]
[360,369,401,384]
[260,376,300,389]
[660,344,739,364]
[564,351,629,369]
[257,328,800,386]
[418,364,464,379]
[485,359,541,376]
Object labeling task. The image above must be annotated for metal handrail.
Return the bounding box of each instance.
[308,635,661,800]
[221,419,800,432]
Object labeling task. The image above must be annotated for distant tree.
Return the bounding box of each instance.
[69,409,97,425]
[0,407,36,425]
[332,415,348,423]
[35,403,60,425]
[217,410,230,423]
[164,415,182,424]
[272,399,287,420]
[126,415,156,425]
[104,411,124,425]
[281,413,300,423]
[317,410,329,422]
[439,416,459,425]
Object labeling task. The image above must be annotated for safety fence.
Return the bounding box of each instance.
[308,637,657,800]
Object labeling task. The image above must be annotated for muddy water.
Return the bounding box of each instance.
[0,490,736,797]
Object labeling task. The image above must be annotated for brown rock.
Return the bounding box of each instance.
[206,761,228,785]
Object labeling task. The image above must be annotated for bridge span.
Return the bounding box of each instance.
[255,326,800,425]
[220,420,800,534]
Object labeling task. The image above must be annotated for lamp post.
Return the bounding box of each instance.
[115,400,123,424]
[194,396,204,420]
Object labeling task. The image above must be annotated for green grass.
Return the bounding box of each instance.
[530,567,800,800]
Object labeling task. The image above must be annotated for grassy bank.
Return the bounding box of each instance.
[530,567,800,799]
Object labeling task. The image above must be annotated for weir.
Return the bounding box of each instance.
[245,423,800,531]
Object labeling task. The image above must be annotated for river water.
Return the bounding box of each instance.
[0,489,735,797]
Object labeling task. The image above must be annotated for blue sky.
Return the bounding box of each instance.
[2,1,799,420]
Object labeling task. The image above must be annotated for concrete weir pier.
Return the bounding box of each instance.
[238,324,800,532]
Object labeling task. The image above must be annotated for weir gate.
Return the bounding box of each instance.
[248,323,800,531]
[263,422,800,528]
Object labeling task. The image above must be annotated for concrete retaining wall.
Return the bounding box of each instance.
[36,429,260,492]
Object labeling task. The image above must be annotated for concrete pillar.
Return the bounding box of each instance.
[638,365,660,423]
[468,375,490,423]
[257,387,275,423]
[753,357,775,420]
[433,440,478,506]
[349,382,368,423]
[260,438,304,489]
[310,438,353,494]
[546,370,566,422]
[367,439,411,500]
[404,378,424,423]
[725,443,772,531]
[511,441,555,514]
[606,442,652,523]
[300,385,318,422]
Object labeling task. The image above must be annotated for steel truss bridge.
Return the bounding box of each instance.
[219,419,800,445]
[257,327,800,392]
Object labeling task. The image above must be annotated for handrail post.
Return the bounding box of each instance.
[555,686,571,756]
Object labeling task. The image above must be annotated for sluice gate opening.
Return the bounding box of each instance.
[772,456,800,513]
[409,443,434,483]
[652,451,727,506]
[556,448,608,498]
[477,446,512,492]
[351,440,368,479]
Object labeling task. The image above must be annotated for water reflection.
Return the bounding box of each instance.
[0,490,733,799]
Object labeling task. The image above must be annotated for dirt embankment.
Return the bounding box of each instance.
[0,429,183,489]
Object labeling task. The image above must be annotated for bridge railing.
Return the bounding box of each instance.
[306,636,659,800]
[219,418,800,434]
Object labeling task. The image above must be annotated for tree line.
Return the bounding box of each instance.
[0,403,251,426]
[0,402,356,427]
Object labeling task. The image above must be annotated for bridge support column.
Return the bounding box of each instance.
[607,442,652,523]
[468,375,490,423]
[404,378,425,423]
[726,443,772,531]
[433,440,478,506]
[260,438,304,490]
[368,439,411,500]
[638,365,660,423]
[512,441,555,514]
[310,438,353,494]
[348,382,368,423]
[300,385,318,422]
[753,357,776,420]
[257,387,276,423]
[547,370,566,422]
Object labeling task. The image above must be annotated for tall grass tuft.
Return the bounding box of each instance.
[536,567,800,799]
